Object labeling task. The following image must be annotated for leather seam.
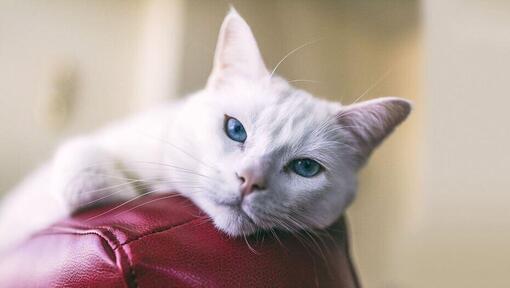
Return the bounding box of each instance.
[114,242,138,288]
[29,229,137,287]
[117,217,208,248]
[32,229,120,247]
[30,216,207,287]
[35,227,122,249]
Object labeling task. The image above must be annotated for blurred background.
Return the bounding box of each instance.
[0,0,509,287]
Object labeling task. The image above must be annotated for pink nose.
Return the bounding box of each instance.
[236,166,266,197]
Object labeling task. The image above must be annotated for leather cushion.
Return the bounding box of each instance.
[0,193,359,287]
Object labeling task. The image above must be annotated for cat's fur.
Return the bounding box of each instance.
[0,9,411,252]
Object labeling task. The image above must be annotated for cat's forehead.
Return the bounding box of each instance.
[213,78,342,154]
[220,78,336,119]
[253,92,337,147]
[225,84,340,155]
[255,90,329,131]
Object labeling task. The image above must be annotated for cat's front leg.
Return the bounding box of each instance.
[51,138,138,212]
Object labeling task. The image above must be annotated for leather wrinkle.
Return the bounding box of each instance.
[31,216,209,288]
[30,228,138,288]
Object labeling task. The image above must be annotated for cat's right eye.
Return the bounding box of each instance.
[224,116,247,143]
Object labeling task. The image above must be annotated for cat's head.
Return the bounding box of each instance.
[178,9,411,236]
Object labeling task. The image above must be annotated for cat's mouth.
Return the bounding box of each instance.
[222,201,256,223]
[209,198,264,236]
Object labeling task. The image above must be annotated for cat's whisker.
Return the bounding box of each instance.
[193,216,214,228]
[68,157,220,186]
[78,182,152,206]
[278,216,335,282]
[280,217,327,262]
[79,180,206,208]
[83,189,208,223]
[63,159,213,205]
[134,130,220,173]
[80,174,208,189]
[269,38,323,79]
[350,67,393,105]
[130,161,220,183]
[65,163,198,184]
[70,161,220,188]
[131,161,220,182]
[81,179,144,195]
[288,79,322,84]
[242,233,260,255]
[113,193,195,217]
[285,214,335,263]
[270,227,282,245]
[268,222,287,250]
[253,230,262,247]
[84,187,179,222]
[87,159,218,181]
[271,217,321,255]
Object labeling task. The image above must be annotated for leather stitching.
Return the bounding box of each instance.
[37,217,207,287]
[115,243,138,288]
[35,227,122,250]
[32,229,138,288]
[118,217,208,247]
[29,216,207,288]
[48,214,207,247]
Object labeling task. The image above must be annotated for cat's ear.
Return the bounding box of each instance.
[337,97,412,167]
[207,8,269,89]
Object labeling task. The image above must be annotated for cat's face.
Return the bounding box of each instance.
[177,9,411,236]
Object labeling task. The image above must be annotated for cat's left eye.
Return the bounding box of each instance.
[224,116,247,143]
[289,158,322,178]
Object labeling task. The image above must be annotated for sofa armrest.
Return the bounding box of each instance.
[0,193,359,287]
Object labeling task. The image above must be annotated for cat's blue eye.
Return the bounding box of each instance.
[290,158,322,178]
[225,116,247,143]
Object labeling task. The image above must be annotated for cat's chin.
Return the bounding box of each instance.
[188,194,262,236]
[210,204,259,237]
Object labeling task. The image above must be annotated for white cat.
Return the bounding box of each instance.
[0,9,411,252]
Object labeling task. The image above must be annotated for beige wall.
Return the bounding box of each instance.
[403,1,510,287]
[0,0,183,193]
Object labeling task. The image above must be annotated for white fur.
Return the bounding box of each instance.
[0,8,410,252]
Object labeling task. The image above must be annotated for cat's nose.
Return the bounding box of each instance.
[236,166,266,197]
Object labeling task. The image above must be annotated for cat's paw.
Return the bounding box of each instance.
[51,138,138,212]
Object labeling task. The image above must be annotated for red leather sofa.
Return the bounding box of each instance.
[0,194,359,287]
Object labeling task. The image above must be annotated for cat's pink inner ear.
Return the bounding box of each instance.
[337,97,411,161]
[207,8,269,88]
